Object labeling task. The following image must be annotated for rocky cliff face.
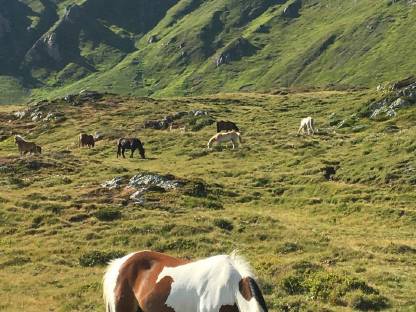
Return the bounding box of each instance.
[1,0,416,102]
[0,13,11,38]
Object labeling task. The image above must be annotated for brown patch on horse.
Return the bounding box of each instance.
[219,303,239,312]
[114,251,189,312]
[239,277,268,312]
[239,277,253,301]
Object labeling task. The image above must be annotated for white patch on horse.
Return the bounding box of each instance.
[103,252,138,312]
[298,116,316,135]
[157,254,252,312]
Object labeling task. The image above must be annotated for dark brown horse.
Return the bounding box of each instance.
[79,133,95,148]
[117,138,145,159]
[103,250,268,312]
[217,121,240,133]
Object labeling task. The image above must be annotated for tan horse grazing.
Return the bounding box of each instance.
[14,135,42,156]
[79,133,95,148]
[207,131,242,149]
[103,250,268,312]
[169,122,186,133]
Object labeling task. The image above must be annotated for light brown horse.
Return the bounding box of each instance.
[14,135,41,156]
[103,250,268,312]
[207,131,242,149]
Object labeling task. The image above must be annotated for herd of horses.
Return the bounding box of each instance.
[14,117,316,158]
[12,115,318,312]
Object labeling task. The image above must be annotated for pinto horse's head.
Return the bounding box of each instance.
[238,277,268,312]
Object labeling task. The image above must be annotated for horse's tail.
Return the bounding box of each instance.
[103,253,137,312]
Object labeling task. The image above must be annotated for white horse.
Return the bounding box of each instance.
[207,131,242,149]
[297,116,316,135]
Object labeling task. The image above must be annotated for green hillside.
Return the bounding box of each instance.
[1,0,416,103]
[1,89,416,311]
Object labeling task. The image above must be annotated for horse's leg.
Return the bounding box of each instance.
[122,148,126,158]
[231,139,235,149]
[131,148,135,158]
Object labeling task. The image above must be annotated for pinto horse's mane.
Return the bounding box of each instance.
[229,250,255,278]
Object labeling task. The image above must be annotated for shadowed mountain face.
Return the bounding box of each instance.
[1,0,416,102]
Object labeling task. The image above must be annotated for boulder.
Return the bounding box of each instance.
[13,111,26,119]
[43,33,61,62]
[282,0,303,18]
[130,189,147,205]
[101,177,124,190]
[148,35,158,44]
[215,37,256,67]
[128,172,183,190]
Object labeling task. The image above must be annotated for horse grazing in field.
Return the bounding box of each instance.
[79,133,95,148]
[297,117,316,135]
[208,131,242,149]
[217,120,240,133]
[169,122,186,133]
[117,138,145,159]
[103,250,268,312]
[14,135,42,156]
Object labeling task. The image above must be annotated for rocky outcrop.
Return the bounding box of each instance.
[364,80,416,118]
[144,110,211,130]
[216,37,257,67]
[282,0,303,19]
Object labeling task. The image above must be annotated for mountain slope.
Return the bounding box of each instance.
[1,0,416,103]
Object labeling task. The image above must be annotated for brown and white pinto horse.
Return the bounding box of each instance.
[103,250,268,312]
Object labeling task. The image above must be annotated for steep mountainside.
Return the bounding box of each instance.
[1,0,416,102]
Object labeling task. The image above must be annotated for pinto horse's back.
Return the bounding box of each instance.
[103,251,268,312]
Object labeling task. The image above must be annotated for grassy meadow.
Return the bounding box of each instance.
[0,90,416,311]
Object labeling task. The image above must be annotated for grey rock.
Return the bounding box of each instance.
[128,173,182,190]
[101,177,124,190]
[13,111,26,119]
[130,188,147,205]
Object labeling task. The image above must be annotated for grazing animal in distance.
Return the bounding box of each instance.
[217,120,240,133]
[14,135,42,156]
[79,133,95,148]
[169,122,186,133]
[103,250,268,312]
[117,138,145,159]
[298,116,316,135]
[208,131,242,149]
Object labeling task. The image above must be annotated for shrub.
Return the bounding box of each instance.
[184,180,208,197]
[213,218,233,231]
[94,208,122,221]
[79,251,124,267]
[277,242,302,254]
[347,291,390,311]
[281,274,305,295]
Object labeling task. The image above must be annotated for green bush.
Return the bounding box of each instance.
[347,291,390,311]
[213,218,233,231]
[79,251,124,267]
[94,208,122,221]
[277,242,302,254]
